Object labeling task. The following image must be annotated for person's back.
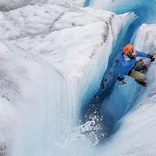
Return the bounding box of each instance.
[118,52,137,79]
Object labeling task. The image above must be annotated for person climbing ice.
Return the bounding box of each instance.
[117,44,155,86]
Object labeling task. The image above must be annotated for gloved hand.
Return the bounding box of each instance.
[147,54,155,62]
[117,76,124,81]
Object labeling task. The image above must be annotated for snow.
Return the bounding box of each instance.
[0,0,85,11]
[0,1,156,156]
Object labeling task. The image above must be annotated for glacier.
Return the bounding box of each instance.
[0,0,156,156]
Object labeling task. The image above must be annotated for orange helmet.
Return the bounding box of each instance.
[123,44,133,54]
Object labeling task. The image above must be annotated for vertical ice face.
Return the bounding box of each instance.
[95,24,156,156]
[133,24,156,90]
[0,40,79,156]
[0,40,70,156]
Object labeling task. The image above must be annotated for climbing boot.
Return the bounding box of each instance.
[141,64,148,70]
[136,81,147,87]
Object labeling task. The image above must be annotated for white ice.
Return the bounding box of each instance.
[0,0,85,11]
[0,1,156,156]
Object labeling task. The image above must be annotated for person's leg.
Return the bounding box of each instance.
[130,70,147,82]
[135,60,144,71]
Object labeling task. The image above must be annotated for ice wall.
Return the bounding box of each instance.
[97,23,156,156]
[0,40,76,156]
[83,0,156,141]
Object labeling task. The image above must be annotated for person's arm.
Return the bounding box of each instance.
[136,50,155,62]
[118,68,125,81]
[136,51,148,57]
[147,53,155,62]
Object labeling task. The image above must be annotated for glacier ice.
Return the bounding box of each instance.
[0,0,156,156]
[95,18,156,156]
[0,3,138,156]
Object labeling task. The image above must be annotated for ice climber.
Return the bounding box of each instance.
[117,44,155,86]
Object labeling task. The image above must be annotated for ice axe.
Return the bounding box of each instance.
[152,55,156,58]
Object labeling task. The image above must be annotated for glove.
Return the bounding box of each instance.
[147,54,155,62]
[117,76,124,81]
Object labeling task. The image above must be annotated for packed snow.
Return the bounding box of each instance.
[0,0,85,11]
